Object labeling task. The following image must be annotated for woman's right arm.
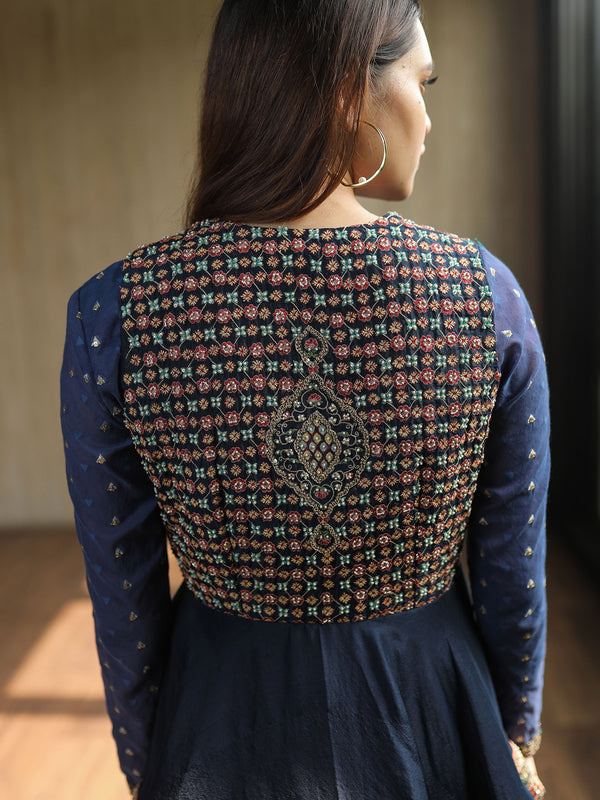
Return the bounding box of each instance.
[60,264,173,792]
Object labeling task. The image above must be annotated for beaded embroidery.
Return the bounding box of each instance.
[120,214,500,623]
[266,326,369,555]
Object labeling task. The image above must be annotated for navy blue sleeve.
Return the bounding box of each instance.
[60,262,172,790]
[467,246,550,753]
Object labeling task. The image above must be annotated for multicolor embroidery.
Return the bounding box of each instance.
[120,214,500,623]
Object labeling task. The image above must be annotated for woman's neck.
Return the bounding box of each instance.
[246,185,381,230]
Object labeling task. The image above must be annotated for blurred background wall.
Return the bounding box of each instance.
[0,0,544,527]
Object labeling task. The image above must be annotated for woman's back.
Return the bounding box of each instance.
[120,213,499,622]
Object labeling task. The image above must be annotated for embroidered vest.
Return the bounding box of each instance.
[120,215,499,623]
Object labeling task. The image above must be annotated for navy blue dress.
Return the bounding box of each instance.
[61,214,549,799]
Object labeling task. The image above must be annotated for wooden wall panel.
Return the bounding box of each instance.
[0,0,221,525]
[0,0,543,526]
[375,0,543,316]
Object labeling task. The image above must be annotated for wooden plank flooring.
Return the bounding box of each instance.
[0,528,598,799]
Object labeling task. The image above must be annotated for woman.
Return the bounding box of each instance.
[61,1,549,798]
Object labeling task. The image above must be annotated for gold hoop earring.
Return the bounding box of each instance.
[341,121,387,188]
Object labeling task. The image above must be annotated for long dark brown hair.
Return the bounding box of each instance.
[186,0,422,226]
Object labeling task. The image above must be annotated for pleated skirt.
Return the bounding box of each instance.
[139,573,530,799]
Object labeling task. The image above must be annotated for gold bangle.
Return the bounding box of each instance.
[519,730,542,758]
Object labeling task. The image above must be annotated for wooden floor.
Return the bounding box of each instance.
[0,529,598,799]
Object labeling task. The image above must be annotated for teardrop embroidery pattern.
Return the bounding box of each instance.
[266,326,369,554]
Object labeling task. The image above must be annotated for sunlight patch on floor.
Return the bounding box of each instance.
[0,599,127,800]
[5,600,102,699]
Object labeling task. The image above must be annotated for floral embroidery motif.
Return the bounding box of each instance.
[266,326,369,554]
[119,214,500,623]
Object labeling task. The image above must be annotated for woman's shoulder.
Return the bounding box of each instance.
[394,215,540,342]
[70,259,123,312]
[387,214,497,284]
[69,224,195,307]
[391,213,476,246]
[396,215,525,293]
[123,224,198,265]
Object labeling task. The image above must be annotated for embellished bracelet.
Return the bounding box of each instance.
[519,730,542,758]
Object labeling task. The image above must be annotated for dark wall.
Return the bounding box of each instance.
[543,0,600,565]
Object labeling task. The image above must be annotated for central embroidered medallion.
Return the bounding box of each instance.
[266,327,369,554]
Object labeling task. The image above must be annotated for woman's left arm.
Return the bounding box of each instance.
[60,263,172,791]
[467,246,550,757]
